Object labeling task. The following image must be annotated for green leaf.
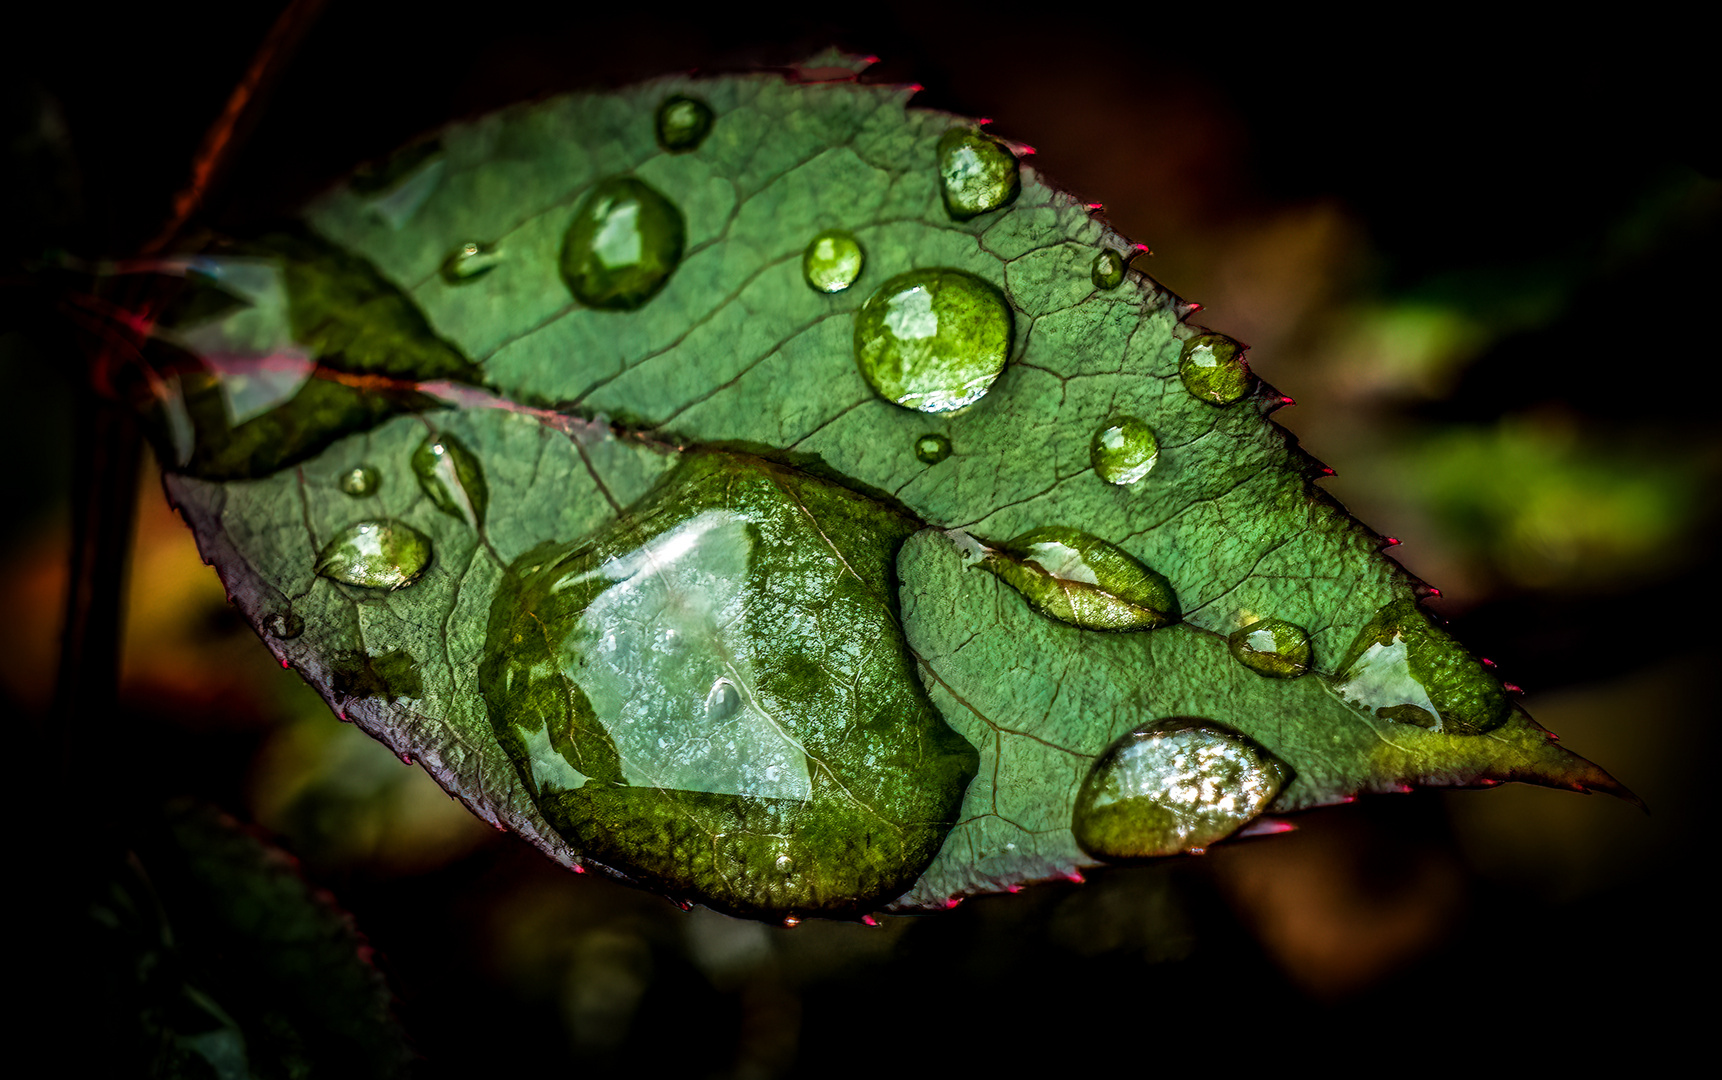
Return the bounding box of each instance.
[147,54,1627,921]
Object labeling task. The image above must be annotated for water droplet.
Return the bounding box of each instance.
[560,176,686,310]
[1089,416,1158,486]
[1073,719,1289,860]
[979,526,1178,631]
[1091,249,1126,290]
[1334,599,1509,734]
[440,240,503,284]
[853,268,1013,414]
[411,432,488,529]
[781,915,801,928]
[802,229,864,293]
[655,94,713,153]
[705,678,741,722]
[914,433,952,464]
[314,519,432,590]
[937,127,1020,220]
[1178,333,1252,405]
[265,611,304,639]
[1227,618,1312,679]
[338,465,380,497]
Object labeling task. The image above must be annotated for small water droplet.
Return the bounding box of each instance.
[398,751,414,765]
[656,94,713,153]
[560,176,686,310]
[1178,333,1252,405]
[1073,718,1289,860]
[1227,618,1312,679]
[1383,536,1402,547]
[440,240,503,284]
[781,915,801,928]
[1334,599,1508,734]
[914,433,952,464]
[265,611,304,639]
[705,677,741,722]
[315,519,433,590]
[937,127,1020,220]
[861,915,879,927]
[338,465,380,497]
[1091,249,1126,290]
[979,526,1178,631]
[411,432,489,529]
[676,899,694,912]
[1089,416,1158,486]
[853,268,1013,414]
[802,229,865,293]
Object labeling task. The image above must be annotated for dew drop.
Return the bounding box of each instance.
[1089,416,1158,486]
[338,465,380,498]
[1178,333,1252,405]
[1091,249,1126,290]
[802,229,864,294]
[656,94,713,153]
[560,176,686,310]
[978,526,1178,631]
[705,677,741,722]
[440,240,503,284]
[1227,618,1313,679]
[411,432,489,529]
[265,611,304,639]
[1073,719,1289,860]
[853,268,1012,414]
[937,127,1020,220]
[314,519,432,590]
[914,433,952,464]
[1334,599,1509,734]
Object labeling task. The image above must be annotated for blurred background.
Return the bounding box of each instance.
[5,3,1716,1073]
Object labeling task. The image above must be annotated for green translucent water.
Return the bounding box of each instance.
[655,94,713,153]
[560,176,686,310]
[802,229,864,293]
[1091,249,1125,289]
[338,465,380,497]
[314,519,432,591]
[1334,599,1509,734]
[411,432,488,529]
[1227,618,1313,679]
[1089,417,1158,486]
[1178,333,1252,405]
[937,127,1020,220]
[979,526,1178,631]
[440,241,504,284]
[914,433,952,464]
[853,268,1013,414]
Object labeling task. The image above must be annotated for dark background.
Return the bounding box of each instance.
[6,3,1715,1073]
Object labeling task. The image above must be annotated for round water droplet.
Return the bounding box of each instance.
[1227,618,1312,679]
[937,127,1020,220]
[1089,416,1158,486]
[853,268,1012,414]
[705,677,741,722]
[1178,333,1252,405]
[1073,719,1289,860]
[560,176,686,310]
[802,229,864,294]
[980,526,1179,631]
[914,433,952,464]
[656,94,713,153]
[440,240,503,284]
[265,611,304,639]
[314,519,432,591]
[411,432,489,529]
[1335,599,1508,734]
[1091,249,1126,290]
[338,465,380,497]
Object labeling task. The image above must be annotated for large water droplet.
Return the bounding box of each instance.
[1091,249,1125,290]
[560,176,686,310]
[1073,719,1289,860]
[937,127,1020,220]
[1179,333,1252,405]
[440,240,503,284]
[704,677,742,722]
[978,526,1178,631]
[1334,599,1508,734]
[1227,618,1312,679]
[803,229,864,294]
[338,465,381,497]
[411,432,489,529]
[1090,416,1158,486]
[656,94,714,153]
[914,433,952,464]
[853,269,1012,414]
[314,519,432,590]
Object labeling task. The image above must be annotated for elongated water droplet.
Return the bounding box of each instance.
[1090,416,1158,485]
[914,433,952,464]
[1334,599,1508,734]
[853,268,1012,414]
[1178,333,1252,405]
[265,611,304,639]
[338,465,380,497]
[560,176,686,310]
[978,526,1178,631]
[1073,719,1289,860]
[803,229,864,293]
[411,432,489,529]
[937,127,1020,220]
[440,240,503,284]
[1091,249,1125,290]
[656,94,713,152]
[1227,618,1312,679]
[315,519,432,590]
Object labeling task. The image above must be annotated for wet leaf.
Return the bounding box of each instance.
[146,54,1627,920]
